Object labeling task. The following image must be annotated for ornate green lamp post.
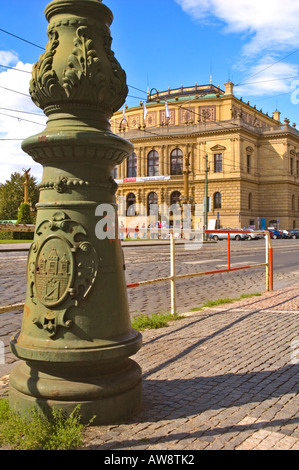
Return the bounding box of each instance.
[9,0,142,425]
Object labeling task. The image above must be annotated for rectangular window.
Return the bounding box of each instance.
[112,166,118,179]
[290,157,294,175]
[214,154,223,173]
[127,153,137,178]
[247,155,251,174]
[297,160,299,178]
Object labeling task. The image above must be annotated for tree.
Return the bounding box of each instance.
[0,172,39,220]
[17,203,33,224]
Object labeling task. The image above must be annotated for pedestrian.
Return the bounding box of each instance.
[135,225,139,239]
[119,221,124,241]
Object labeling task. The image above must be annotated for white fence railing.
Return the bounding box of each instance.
[0,230,273,316]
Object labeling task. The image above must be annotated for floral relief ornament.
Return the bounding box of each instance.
[29,23,128,113]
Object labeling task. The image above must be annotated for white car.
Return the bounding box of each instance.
[246,229,264,240]
[209,228,249,241]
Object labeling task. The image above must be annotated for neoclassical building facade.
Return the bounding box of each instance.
[110,82,299,230]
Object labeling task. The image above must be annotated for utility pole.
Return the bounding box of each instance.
[204,154,209,240]
[183,152,191,204]
[23,168,31,204]
[181,152,193,238]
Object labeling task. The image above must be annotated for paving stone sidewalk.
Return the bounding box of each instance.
[82,285,299,451]
[1,284,299,450]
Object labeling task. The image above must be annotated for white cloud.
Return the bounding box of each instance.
[175,0,299,96]
[235,57,299,97]
[175,0,299,52]
[0,54,46,184]
[0,50,19,66]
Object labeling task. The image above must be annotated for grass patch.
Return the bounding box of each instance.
[0,240,32,244]
[0,399,91,450]
[131,293,262,330]
[189,293,262,312]
[131,312,184,331]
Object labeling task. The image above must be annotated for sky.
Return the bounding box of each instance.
[1,0,299,184]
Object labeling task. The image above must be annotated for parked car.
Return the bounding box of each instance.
[280,229,291,239]
[246,229,264,240]
[209,228,249,241]
[268,229,283,239]
[289,229,299,239]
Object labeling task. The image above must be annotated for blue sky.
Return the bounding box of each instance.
[1,0,299,183]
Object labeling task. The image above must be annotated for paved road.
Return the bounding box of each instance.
[125,239,299,316]
[0,239,299,315]
[1,238,298,371]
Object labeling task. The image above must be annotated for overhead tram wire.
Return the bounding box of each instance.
[0,28,44,50]
[0,111,45,126]
[0,63,31,74]
[235,49,299,87]
[128,85,148,95]
[237,75,299,86]
[0,107,44,117]
[0,84,30,98]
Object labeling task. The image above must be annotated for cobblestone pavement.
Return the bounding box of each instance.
[79,285,299,451]
[1,240,299,317]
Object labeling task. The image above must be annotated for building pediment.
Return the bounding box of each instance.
[210,144,226,151]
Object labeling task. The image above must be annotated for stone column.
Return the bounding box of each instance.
[9,0,142,425]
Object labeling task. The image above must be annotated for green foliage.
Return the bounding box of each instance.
[0,239,33,243]
[0,399,89,450]
[0,231,14,240]
[189,293,262,311]
[17,203,32,225]
[132,312,184,331]
[0,172,39,220]
[12,232,34,240]
[0,233,34,241]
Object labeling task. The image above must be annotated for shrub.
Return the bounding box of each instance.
[0,399,89,450]
[17,203,32,225]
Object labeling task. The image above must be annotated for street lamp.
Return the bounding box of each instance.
[9,0,142,425]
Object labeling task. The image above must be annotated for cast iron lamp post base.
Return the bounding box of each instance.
[9,0,143,424]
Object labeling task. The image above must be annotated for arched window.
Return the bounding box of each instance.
[147,150,159,176]
[127,193,136,216]
[214,192,222,209]
[170,191,181,205]
[147,192,158,215]
[248,193,252,210]
[170,148,183,175]
[127,153,137,178]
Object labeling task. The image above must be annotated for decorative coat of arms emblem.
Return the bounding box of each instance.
[27,211,98,338]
